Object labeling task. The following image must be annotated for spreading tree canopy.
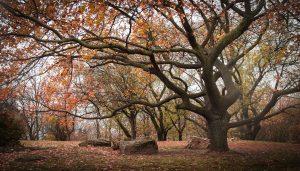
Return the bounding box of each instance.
[0,0,299,151]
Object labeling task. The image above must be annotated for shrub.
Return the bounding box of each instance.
[0,101,25,146]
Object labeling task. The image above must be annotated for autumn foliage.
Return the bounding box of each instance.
[0,0,299,152]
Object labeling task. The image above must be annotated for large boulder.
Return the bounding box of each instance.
[79,139,111,147]
[186,137,209,149]
[119,139,158,154]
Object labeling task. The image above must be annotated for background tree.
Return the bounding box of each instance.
[170,110,187,141]
[45,113,75,141]
[17,77,46,140]
[230,8,300,140]
[143,83,174,141]
[0,100,25,146]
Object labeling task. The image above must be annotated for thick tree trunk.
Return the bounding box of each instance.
[157,131,167,141]
[207,119,229,151]
[157,132,164,141]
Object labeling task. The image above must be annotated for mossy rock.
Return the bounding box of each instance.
[119,139,158,155]
[15,155,46,162]
[79,139,111,147]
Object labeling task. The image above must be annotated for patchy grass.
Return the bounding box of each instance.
[0,140,299,170]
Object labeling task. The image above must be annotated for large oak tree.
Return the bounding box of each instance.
[0,0,299,151]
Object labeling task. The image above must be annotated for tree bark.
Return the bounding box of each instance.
[163,131,168,141]
[157,130,167,141]
[129,117,137,140]
[251,124,261,140]
[240,123,261,140]
[207,119,229,151]
[96,119,101,139]
[157,132,163,141]
[115,118,132,139]
[178,131,183,141]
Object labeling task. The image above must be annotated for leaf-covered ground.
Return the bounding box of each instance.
[0,140,299,170]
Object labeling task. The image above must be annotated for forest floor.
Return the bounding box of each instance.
[0,140,299,170]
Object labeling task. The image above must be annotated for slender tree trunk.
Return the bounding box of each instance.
[163,131,168,141]
[115,118,131,139]
[67,133,71,141]
[240,123,261,140]
[28,126,35,140]
[35,111,39,140]
[207,119,229,151]
[129,118,137,140]
[178,131,183,141]
[251,124,261,140]
[29,133,34,140]
[96,119,100,139]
